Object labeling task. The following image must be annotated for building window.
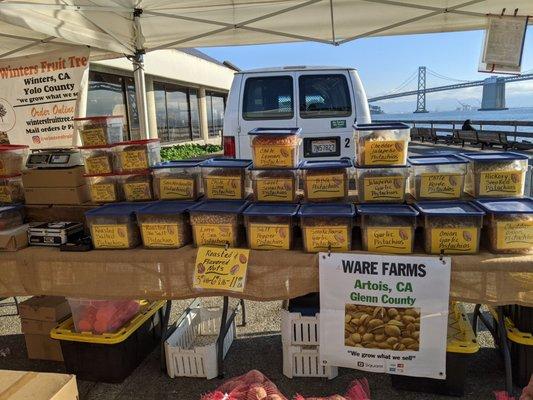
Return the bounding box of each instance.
[189,89,201,140]
[242,76,293,120]
[299,74,351,119]
[207,92,226,137]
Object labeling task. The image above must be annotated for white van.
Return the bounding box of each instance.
[222,66,371,160]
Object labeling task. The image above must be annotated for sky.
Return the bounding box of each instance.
[201,27,533,113]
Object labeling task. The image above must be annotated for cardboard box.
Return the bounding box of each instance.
[24,186,89,205]
[22,167,85,188]
[24,334,64,362]
[0,225,28,252]
[21,319,59,335]
[19,297,70,322]
[0,370,78,400]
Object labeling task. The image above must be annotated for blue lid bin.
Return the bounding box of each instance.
[85,203,149,249]
[353,122,410,167]
[355,165,410,203]
[249,127,302,168]
[152,160,203,200]
[461,152,529,198]
[299,158,353,202]
[356,204,419,254]
[298,203,355,253]
[188,200,248,247]
[243,203,300,250]
[408,154,468,201]
[250,168,300,203]
[200,158,252,200]
[136,201,195,249]
[475,197,533,254]
[414,201,485,255]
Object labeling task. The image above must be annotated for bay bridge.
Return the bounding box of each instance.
[368,66,533,113]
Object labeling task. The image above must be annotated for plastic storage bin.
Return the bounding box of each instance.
[200,158,252,200]
[355,165,409,203]
[152,160,202,200]
[189,200,248,247]
[0,145,29,176]
[354,122,410,166]
[80,144,116,175]
[299,158,352,202]
[51,301,164,383]
[250,167,299,202]
[0,175,24,203]
[117,171,153,202]
[475,197,533,254]
[281,308,320,346]
[136,201,193,249]
[298,203,355,253]
[249,127,302,168]
[0,204,24,230]
[391,302,479,396]
[114,139,161,173]
[282,344,338,379]
[357,204,418,254]
[86,202,147,249]
[415,201,485,255]
[462,152,529,198]
[408,154,468,200]
[85,173,123,203]
[243,203,299,250]
[74,116,124,146]
[165,305,236,379]
[67,298,140,334]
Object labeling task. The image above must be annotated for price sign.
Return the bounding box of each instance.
[193,246,250,293]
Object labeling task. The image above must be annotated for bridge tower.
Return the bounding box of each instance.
[414,66,428,113]
[479,76,507,111]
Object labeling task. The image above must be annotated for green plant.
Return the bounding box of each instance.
[160,143,222,161]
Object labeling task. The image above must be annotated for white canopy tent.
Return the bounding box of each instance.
[1,0,532,137]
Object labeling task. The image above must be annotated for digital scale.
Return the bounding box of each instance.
[28,222,84,246]
[26,149,82,169]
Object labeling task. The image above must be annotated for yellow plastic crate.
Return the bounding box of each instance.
[51,300,165,344]
[447,302,480,354]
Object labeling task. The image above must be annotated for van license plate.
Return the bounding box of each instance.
[311,140,336,154]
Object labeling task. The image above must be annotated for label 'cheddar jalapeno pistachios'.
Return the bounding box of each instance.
[364,140,405,165]
[495,220,533,250]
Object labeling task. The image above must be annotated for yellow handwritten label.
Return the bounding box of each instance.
[249,224,290,250]
[141,223,182,248]
[430,227,478,254]
[193,224,235,247]
[306,174,345,200]
[159,178,195,199]
[496,220,533,250]
[193,246,250,293]
[420,173,462,199]
[304,226,349,252]
[363,176,404,202]
[205,177,242,199]
[86,156,112,174]
[0,185,11,203]
[366,227,413,254]
[120,150,148,171]
[81,128,106,146]
[90,183,117,202]
[124,181,151,201]
[479,171,524,196]
[363,140,405,165]
[253,145,295,168]
[256,178,294,201]
[91,224,130,249]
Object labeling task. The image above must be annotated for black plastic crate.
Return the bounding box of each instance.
[505,318,533,388]
[503,305,533,334]
[51,301,164,383]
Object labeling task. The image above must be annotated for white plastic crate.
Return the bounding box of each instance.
[165,306,236,379]
[281,309,320,346]
[282,344,338,379]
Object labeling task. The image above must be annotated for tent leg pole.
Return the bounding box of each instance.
[133,52,150,140]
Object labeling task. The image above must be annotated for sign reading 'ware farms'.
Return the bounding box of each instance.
[319,253,451,379]
[0,48,89,148]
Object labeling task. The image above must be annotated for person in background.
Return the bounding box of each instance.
[462,119,475,131]
[521,375,533,400]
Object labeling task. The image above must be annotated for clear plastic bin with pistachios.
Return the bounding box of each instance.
[0,175,24,203]
[461,152,529,198]
[408,154,468,200]
[152,160,202,200]
[74,116,124,146]
[243,203,299,250]
[354,122,410,166]
[475,198,533,254]
[249,127,302,168]
[116,171,153,202]
[356,165,409,203]
[114,139,161,173]
[189,200,248,247]
[0,145,29,176]
[357,204,418,254]
[200,158,252,200]
[85,173,123,203]
[80,144,116,175]
[250,167,299,202]
[414,201,485,255]
[299,158,352,202]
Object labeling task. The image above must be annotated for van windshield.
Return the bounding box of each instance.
[243,76,293,120]
[299,74,351,118]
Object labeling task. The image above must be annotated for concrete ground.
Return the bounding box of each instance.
[0,298,513,400]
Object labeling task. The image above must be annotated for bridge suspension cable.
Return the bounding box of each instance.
[373,69,418,97]
[426,68,470,83]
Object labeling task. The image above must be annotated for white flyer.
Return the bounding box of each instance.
[319,253,451,379]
